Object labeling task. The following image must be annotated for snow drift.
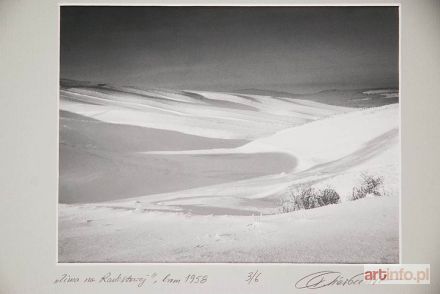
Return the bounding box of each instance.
[58,81,399,263]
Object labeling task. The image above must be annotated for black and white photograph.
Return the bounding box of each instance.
[58,6,400,263]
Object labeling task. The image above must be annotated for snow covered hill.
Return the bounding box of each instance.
[60,82,351,140]
[58,81,399,263]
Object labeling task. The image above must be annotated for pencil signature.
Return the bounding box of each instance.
[295,271,363,289]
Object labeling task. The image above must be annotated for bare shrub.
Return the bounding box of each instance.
[320,186,341,205]
[360,173,384,196]
[351,186,366,200]
[351,173,384,200]
[281,185,340,213]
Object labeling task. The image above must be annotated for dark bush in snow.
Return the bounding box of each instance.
[320,187,341,205]
[351,173,384,200]
[281,185,340,213]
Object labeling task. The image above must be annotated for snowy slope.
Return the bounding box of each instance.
[60,84,351,139]
[86,104,399,213]
[59,195,398,263]
[58,81,399,263]
[240,104,399,170]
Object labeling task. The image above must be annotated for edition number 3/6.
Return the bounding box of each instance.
[246,270,261,284]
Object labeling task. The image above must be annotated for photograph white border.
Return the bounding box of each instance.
[56,2,402,266]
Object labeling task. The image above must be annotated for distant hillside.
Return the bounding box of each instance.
[60,79,398,108]
[232,88,399,108]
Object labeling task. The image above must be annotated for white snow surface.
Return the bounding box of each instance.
[59,86,399,263]
[60,87,350,139]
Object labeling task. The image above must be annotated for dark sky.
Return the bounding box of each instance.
[60,6,399,93]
